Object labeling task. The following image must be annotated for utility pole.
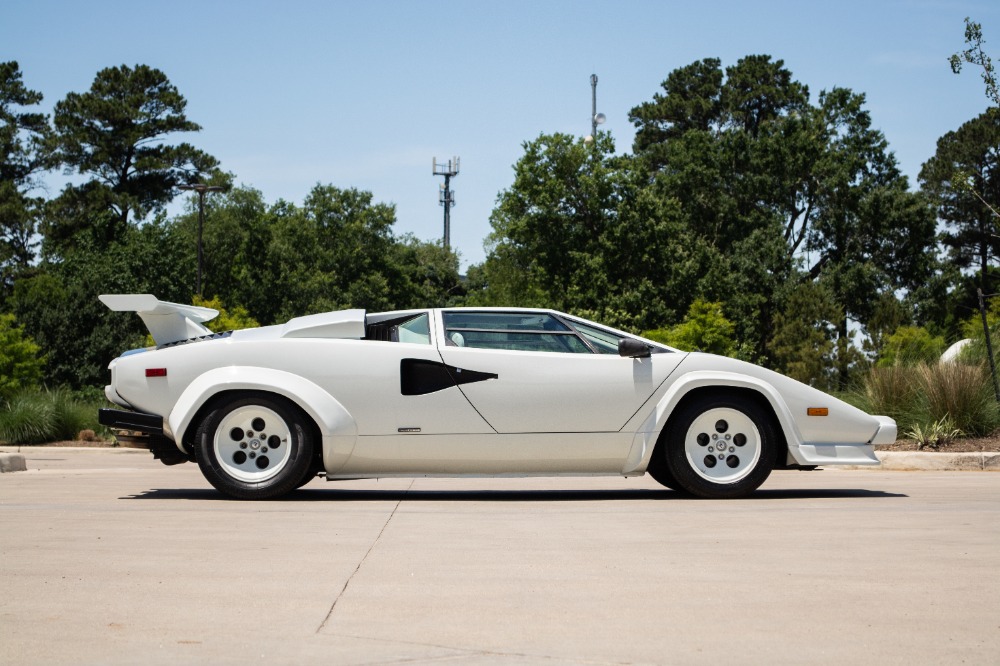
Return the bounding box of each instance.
[978,288,1000,402]
[433,157,459,249]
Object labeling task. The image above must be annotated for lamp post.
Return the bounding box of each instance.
[178,183,225,296]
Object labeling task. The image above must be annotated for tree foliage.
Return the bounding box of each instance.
[642,299,736,356]
[0,61,50,297]
[950,17,999,106]
[877,326,946,367]
[0,313,44,399]
[919,110,1000,294]
[46,64,219,252]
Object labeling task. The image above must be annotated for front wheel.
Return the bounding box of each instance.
[664,394,776,499]
[195,394,315,500]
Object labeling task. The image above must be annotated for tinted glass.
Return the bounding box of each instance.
[397,314,430,344]
[444,312,589,353]
[444,312,570,332]
[568,320,620,354]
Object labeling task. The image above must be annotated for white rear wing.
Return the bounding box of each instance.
[99,294,219,346]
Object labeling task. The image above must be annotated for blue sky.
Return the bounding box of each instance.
[4,0,999,268]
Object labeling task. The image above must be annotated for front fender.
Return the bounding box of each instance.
[167,366,358,473]
[622,370,803,474]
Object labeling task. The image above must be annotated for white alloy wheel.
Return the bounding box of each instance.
[683,407,762,484]
[213,405,292,483]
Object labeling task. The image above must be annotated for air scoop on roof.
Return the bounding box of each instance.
[281,309,366,339]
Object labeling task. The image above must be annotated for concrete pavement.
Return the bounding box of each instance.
[1,447,998,665]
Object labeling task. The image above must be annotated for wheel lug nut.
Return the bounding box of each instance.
[249,452,256,459]
[729,447,735,453]
[262,447,268,453]
[240,442,247,449]
[725,434,731,440]
[718,453,724,460]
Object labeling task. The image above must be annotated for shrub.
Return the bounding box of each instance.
[0,388,108,445]
[877,326,945,367]
[917,363,999,436]
[857,362,1000,438]
[642,299,736,356]
[905,418,963,450]
[0,392,56,444]
[860,365,923,431]
[0,313,45,400]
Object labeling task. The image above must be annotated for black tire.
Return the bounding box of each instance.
[194,394,315,500]
[294,457,324,489]
[645,455,681,491]
[664,393,776,499]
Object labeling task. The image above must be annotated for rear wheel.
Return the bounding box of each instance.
[664,394,776,499]
[195,394,314,500]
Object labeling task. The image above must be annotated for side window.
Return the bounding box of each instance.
[567,321,620,354]
[444,312,591,353]
[397,314,430,345]
[365,313,431,344]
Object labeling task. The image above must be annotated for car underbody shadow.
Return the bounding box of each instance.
[120,486,907,502]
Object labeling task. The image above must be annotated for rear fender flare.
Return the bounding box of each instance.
[623,371,805,474]
[168,367,357,472]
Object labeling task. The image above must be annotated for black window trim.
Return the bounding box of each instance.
[442,310,601,354]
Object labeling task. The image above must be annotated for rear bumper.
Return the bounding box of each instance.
[98,408,163,434]
[97,409,188,466]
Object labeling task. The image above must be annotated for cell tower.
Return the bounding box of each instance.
[433,156,459,248]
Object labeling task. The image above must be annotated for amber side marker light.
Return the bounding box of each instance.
[145,368,167,378]
[807,407,829,416]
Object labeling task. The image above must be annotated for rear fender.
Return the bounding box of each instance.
[622,371,804,474]
[168,367,358,473]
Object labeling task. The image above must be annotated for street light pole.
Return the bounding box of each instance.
[178,183,225,297]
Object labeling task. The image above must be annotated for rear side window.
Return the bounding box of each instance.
[443,312,590,353]
[365,313,431,344]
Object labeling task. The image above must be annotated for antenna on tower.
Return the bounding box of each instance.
[433,156,460,249]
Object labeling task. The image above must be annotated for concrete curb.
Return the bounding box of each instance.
[873,451,1000,471]
[0,453,27,473]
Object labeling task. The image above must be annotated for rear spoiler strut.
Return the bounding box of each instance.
[99,294,219,346]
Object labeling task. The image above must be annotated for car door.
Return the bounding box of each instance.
[436,310,685,433]
[315,311,495,436]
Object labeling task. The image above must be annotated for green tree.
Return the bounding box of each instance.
[950,17,999,105]
[878,326,946,367]
[769,281,842,389]
[642,299,736,355]
[472,132,699,331]
[919,110,1000,294]
[11,220,192,388]
[0,61,51,296]
[0,313,44,398]
[46,64,218,252]
[192,295,259,332]
[630,56,936,376]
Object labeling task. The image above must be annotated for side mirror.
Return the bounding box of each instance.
[618,338,651,358]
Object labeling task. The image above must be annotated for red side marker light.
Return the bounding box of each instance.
[807,407,828,416]
[145,368,168,378]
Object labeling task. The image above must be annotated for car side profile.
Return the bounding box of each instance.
[98,295,896,500]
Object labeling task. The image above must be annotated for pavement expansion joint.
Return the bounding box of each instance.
[315,479,414,633]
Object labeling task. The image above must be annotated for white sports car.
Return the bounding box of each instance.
[98,295,896,500]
